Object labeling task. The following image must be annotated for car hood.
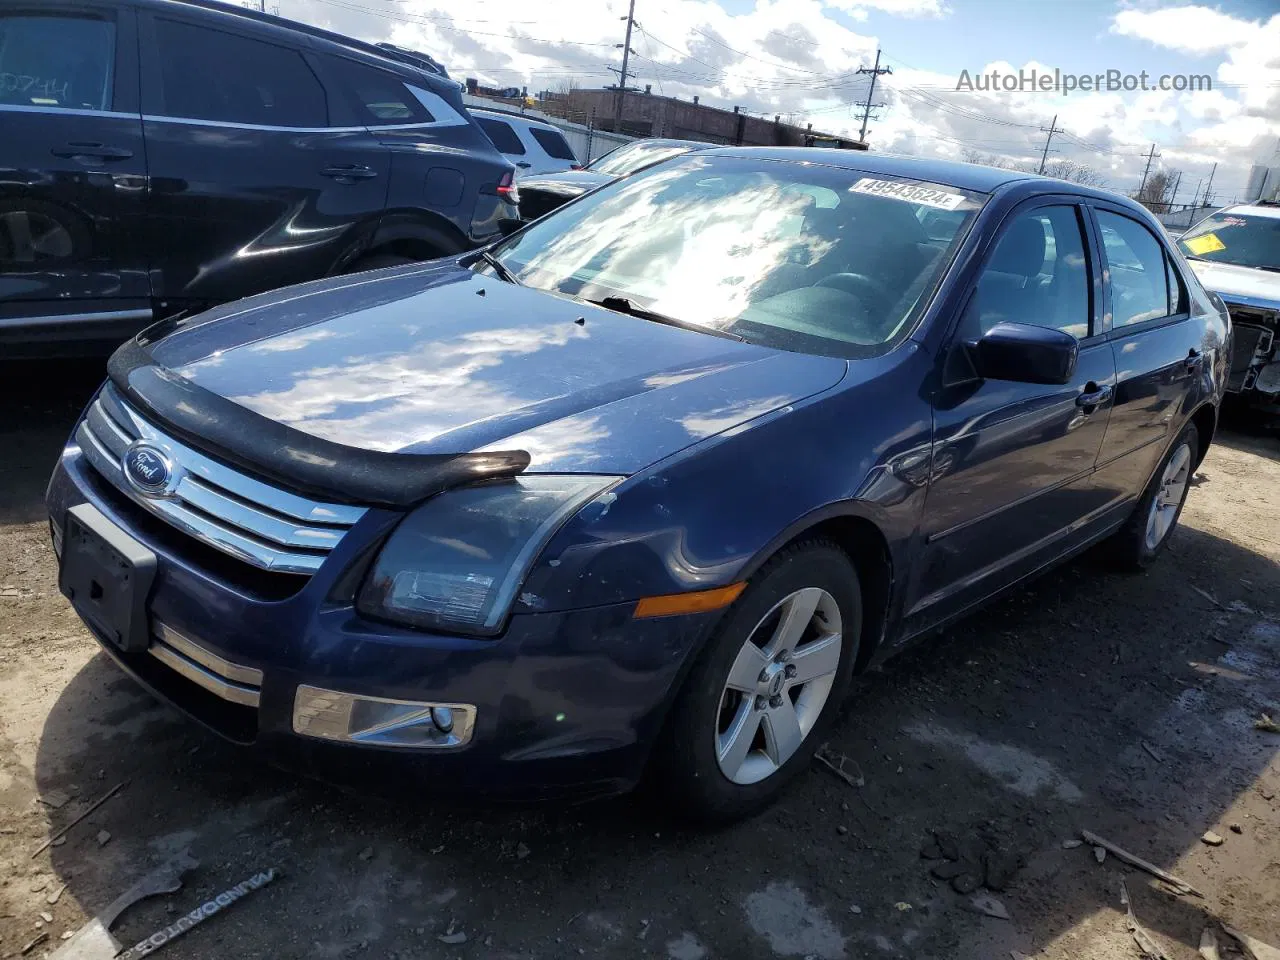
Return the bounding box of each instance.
[145,262,848,475]
[519,170,614,197]
[1187,259,1280,307]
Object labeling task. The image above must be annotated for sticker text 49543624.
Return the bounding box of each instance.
[850,178,967,211]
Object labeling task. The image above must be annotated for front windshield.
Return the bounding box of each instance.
[589,141,694,177]
[1179,211,1280,270]
[492,154,985,355]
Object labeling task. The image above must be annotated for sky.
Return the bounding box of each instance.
[254,0,1280,206]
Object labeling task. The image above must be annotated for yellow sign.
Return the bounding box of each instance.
[1184,232,1226,255]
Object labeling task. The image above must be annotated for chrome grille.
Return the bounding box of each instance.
[75,385,366,575]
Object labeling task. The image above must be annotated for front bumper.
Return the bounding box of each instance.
[48,447,718,801]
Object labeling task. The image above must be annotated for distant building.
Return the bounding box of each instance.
[465,80,866,151]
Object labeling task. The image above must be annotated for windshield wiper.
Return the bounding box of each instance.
[473,249,521,285]
[586,295,745,341]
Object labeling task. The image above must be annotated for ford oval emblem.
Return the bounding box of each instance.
[123,443,174,496]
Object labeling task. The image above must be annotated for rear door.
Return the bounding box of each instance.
[526,125,579,173]
[1088,204,1209,507]
[0,1,151,344]
[474,115,533,174]
[137,8,389,309]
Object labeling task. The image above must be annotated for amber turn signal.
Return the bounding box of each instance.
[633,582,747,619]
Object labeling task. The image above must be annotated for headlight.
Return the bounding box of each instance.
[357,475,620,635]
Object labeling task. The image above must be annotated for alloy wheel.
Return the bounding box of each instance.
[1145,442,1192,551]
[715,587,843,785]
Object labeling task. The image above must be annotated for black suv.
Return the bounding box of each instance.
[0,0,517,355]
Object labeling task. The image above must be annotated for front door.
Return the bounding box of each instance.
[136,9,389,310]
[0,2,151,345]
[906,200,1116,634]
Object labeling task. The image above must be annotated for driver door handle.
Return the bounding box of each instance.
[1076,382,1112,410]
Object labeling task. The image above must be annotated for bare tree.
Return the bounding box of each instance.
[1134,169,1181,214]
[1040,158,1108,187]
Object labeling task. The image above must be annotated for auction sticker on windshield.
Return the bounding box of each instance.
[1183,232,1226,256]
[850,178,967,210]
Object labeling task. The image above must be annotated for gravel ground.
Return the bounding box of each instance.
[1,360,1278,960]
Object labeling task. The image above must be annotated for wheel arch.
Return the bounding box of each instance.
[739,503,895,673]
[1189,401,1217,470]
[332,209,471,274]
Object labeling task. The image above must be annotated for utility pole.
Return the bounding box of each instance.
[610,0,637,134]
[1137,142,1161,198]
[1037,114,1058,175]
[1201,161,1217,209]
[855,49,890,144]
[1169,170,1182,212]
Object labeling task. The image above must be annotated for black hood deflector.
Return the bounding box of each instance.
[107,339,530,509]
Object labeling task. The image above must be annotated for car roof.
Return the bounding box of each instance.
[135,0,446,80]
[1219,203,1280,220]
[694,147,1054,194]
[619,138,713,151]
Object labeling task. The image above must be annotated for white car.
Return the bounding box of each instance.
[1178,203,1280,410]
[470,109,580,177]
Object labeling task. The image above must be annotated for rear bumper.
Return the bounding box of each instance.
[48,447,718,801]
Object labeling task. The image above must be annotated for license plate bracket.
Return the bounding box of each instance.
[58,503,156,653]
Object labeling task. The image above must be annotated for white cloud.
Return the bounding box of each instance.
[1110,5,1254,54]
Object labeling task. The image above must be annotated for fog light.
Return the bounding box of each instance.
[292,685,475,749]
[430,706,454,733]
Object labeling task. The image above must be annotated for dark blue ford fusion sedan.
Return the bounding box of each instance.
[48,149,1228,820]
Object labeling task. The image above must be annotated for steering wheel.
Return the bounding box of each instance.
[813,272,897,313]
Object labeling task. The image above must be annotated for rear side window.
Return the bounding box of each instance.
[153,19,326,127]
[1165,255,1185,315]
[1096,210,1170,327]
[530,127,576,161]
[476,116,525,155]
[326,57,431,124]
[0,13,115,111]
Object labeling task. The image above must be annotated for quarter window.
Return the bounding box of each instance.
[1096,210,1171,327]
[327,57,431,124]
[0,14,115,111]
[530,127,576,162]
[475,117,525,155]
[971,205,1091,340]
[153,19,326,127]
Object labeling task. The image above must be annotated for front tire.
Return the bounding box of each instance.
[655,540,862,823]
[1107,422,1198,569]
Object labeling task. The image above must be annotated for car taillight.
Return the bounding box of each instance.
[496,171,519,202]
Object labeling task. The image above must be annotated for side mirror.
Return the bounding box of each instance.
[970,322,1078,385]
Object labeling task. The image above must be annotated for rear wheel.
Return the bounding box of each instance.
[1106,422,1198,569]
[655,541,861,822]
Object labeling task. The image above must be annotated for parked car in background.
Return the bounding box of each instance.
[470,109,580,177]
[517,137,711,219]
[1178,203,1280,412]
[49,150,1227,822]
[0,0,516,356]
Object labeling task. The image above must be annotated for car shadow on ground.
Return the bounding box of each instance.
[26,513,1280,959]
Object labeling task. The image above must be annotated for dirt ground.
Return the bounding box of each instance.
[1,360,1278,960]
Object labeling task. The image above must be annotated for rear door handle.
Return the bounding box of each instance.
[1076,383,1113,410]
[515,161,532,169]
[52,142,134,161]
[320,164,377,181]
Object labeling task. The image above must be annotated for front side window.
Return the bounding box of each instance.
[530,127,576,162]
[1096,210,1171,327]
[1177,209,1280,271]
[590,141,692,177]
[0,14,114,111]
[490,156,985,357]
[970,206,1091,340]
[154,19,326,127]
[475,117,525,155]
